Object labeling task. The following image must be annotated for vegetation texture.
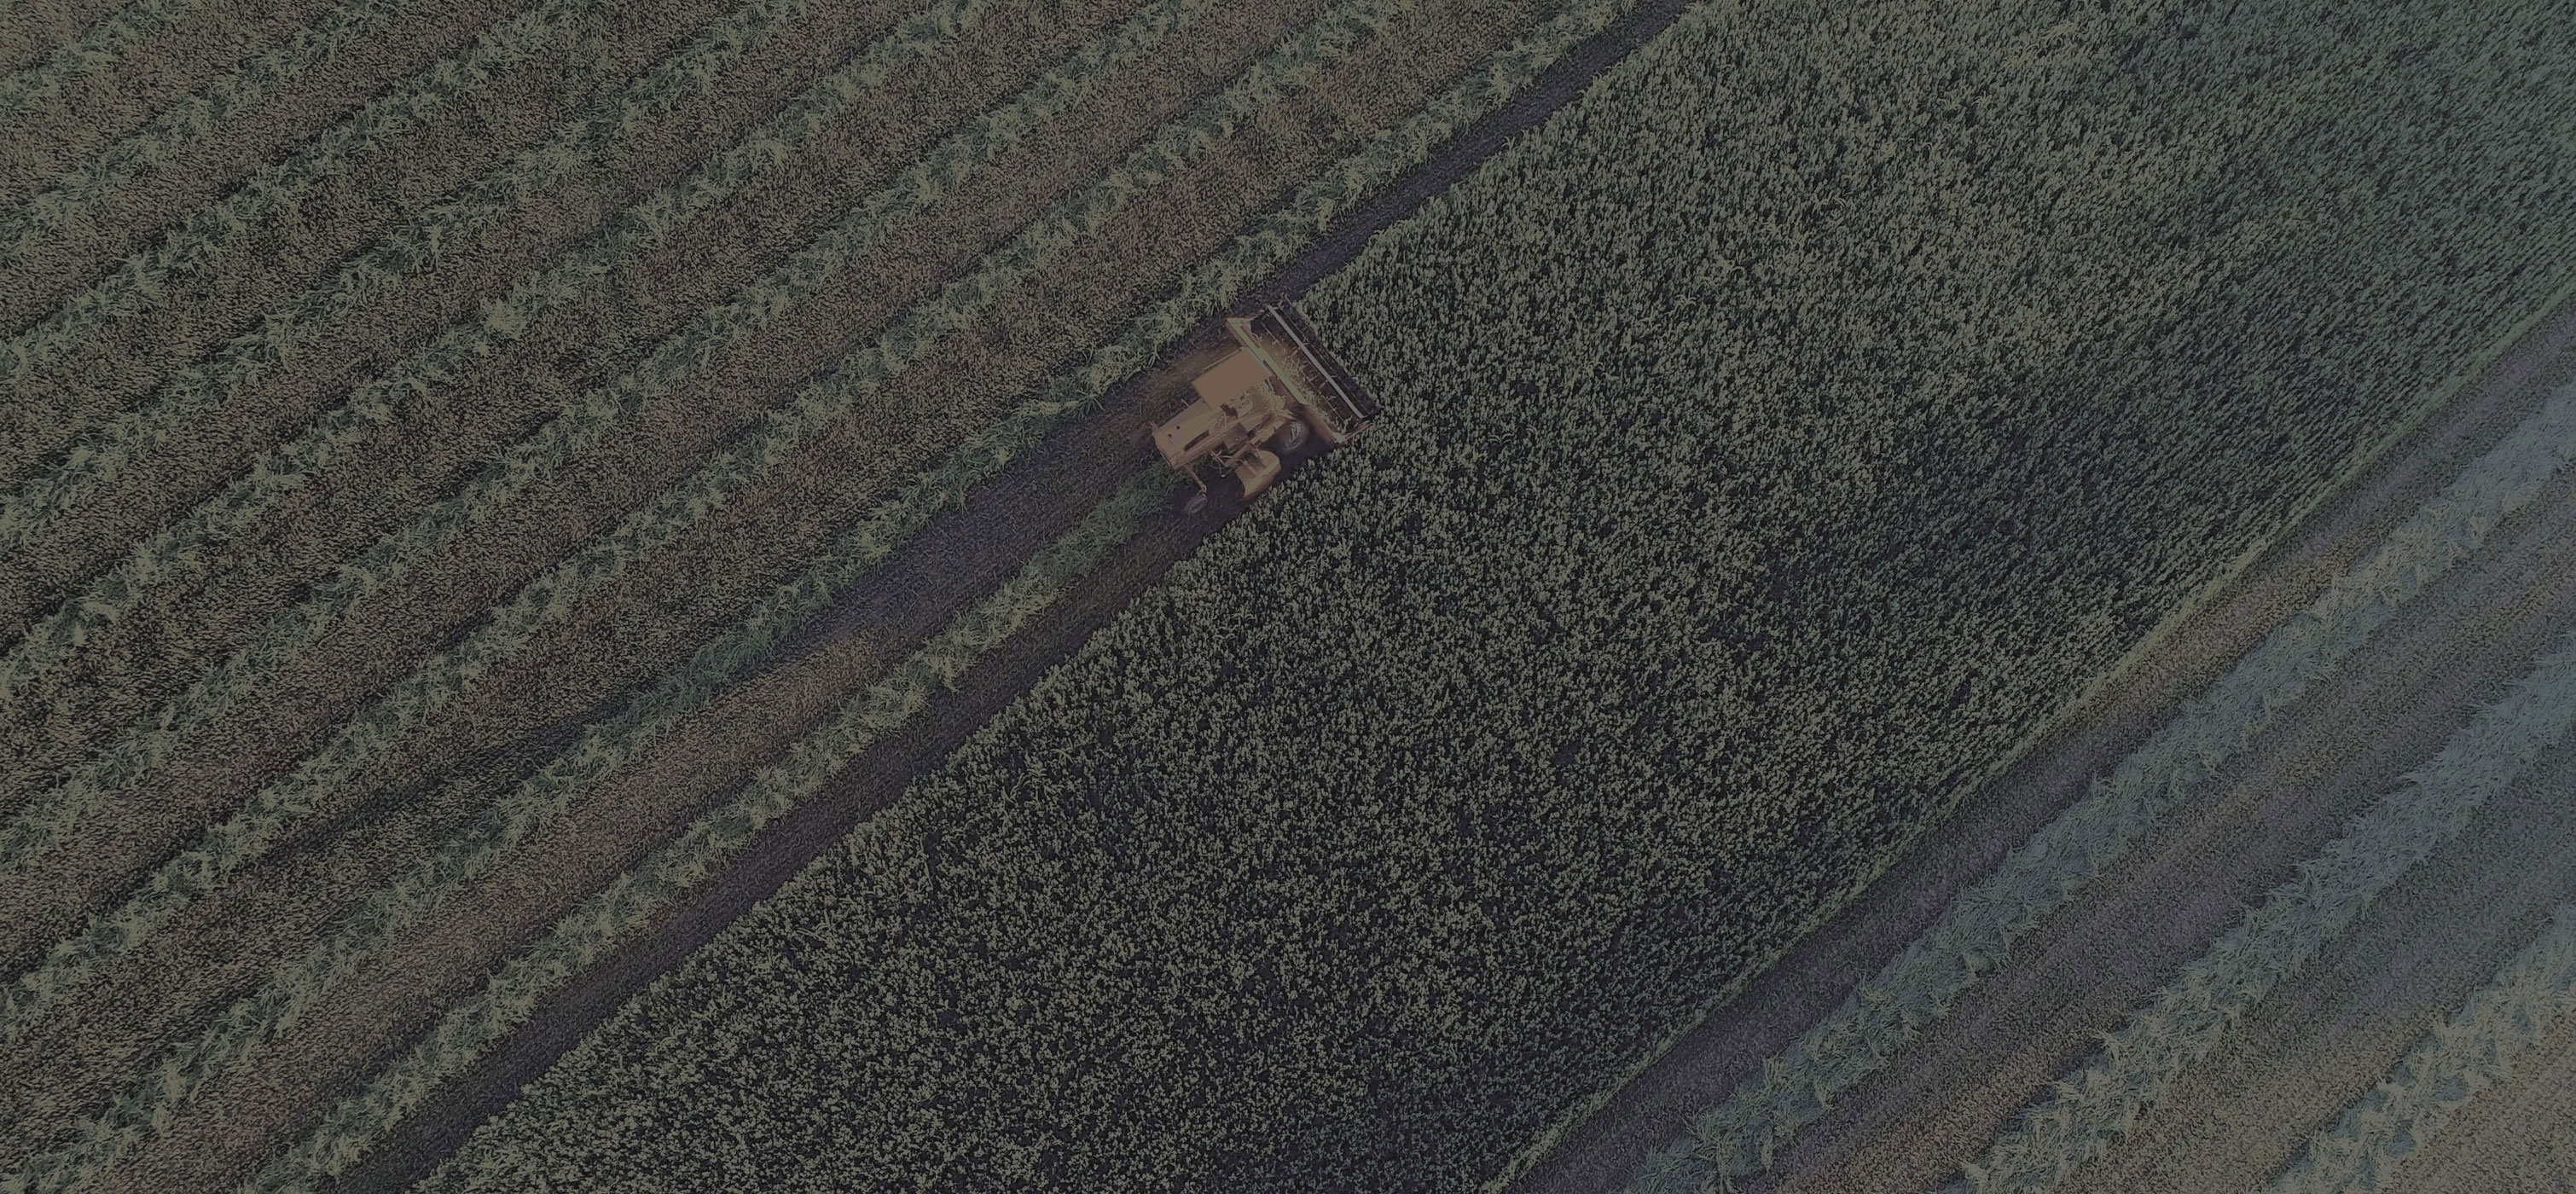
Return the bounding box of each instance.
[1945,632,2576,1194]
[0,0,815,552]
[2265,903,2576,1194]
[1623,377,2576,1192]
[409,0,2576,1189]
[264,1,1641,1185]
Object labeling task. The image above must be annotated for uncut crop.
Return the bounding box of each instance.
[409,0,2576,1190]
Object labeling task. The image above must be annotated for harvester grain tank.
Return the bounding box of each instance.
[1151,302,1378,514]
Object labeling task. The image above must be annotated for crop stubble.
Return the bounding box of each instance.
[2399,933,2576,1193]
[2051,727,2576,1194]
[0,0,746,499]
[0,0,1217,978]
[0,0,338,200]
[0,0,552,333]
[1746,455,2576,1194]
[0,2,145,74]
[0,2,1554,1187]
[0,0,1052,901]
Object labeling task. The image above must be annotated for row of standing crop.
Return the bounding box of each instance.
[0,0,1555,1183]
[0,0,1256,1042]
[0,0,212,125]
[1625,376,2576,1192]
[404,0,2576,1188]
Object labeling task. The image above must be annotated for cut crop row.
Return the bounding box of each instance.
[0,0,209,126]
[2266,902,2576,1193]
[1944,632,2576,1194]
[0,0,1028,857]
[410,0,2576,1189]
[0,0,461,272]
[0,0,815,552]
[84,6,1644,1184]
[1625,376,2576,1193]
[0,0,1274,1043]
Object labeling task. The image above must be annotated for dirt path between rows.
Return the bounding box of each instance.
[306,2,1713,1188]
[2055,728,2576,1194]
[1506,288,2576,1194]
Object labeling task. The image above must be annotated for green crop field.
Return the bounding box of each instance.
[6,0,2576,1190]
[404,0,2576,1191]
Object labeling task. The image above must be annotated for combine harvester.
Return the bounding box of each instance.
[1151,301,1378,514]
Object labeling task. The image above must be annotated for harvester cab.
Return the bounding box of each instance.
[1151,302,1378,515]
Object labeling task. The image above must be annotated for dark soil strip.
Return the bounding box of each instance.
[2054,730,2576,1194]
[322,1,1716,1186]
[1503,289,2576,1194]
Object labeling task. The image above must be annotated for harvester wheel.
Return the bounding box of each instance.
[1179,487,1210,516]
[1271,418,1310,455]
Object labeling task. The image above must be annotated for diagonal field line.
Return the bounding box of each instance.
[1618,380,2576,1194]
[0,0,817,553]
[0,0,211,127]
[0,0,1004,867]
[9,467,1176,1194]
[0,0,1280,1045]
[1941,631,2576,1194]
[0,0,451,271]
[235,3,1643,1185]
[2264,901,2576,1194]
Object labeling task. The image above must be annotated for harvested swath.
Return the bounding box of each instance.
[0,0,1261,1040]
[0,0,813,554]
[0,0,1015,857]
[1941,635,2576,1194]
[0,0,426,270]
[77,6,1632,1187]
[0,0,210,126]
[412,0,2576,1186]
[0,0,1001,807]
[1621,380,2576,1194]
[0,0,606,387]
[11,476,1169,1194]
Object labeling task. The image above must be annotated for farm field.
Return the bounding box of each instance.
[1523,293,2576,1194]
[5,0,2576,1192]
[0,0,1668,1188]
[402,1,2576,1192]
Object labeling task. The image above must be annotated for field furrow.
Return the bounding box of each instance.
[8,3,1633,1187]
[0,0,212,126]
[0,0,1027,838]
[0,0,1268,1044]
[0,0,816,556]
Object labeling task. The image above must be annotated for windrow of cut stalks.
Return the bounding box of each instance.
[0,0,1255,1035]
[0,0,823,542]
[0,0,1088,908]
[412,0,2576,1190]
[0,0,1572,1186]
[0,0,952,807]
